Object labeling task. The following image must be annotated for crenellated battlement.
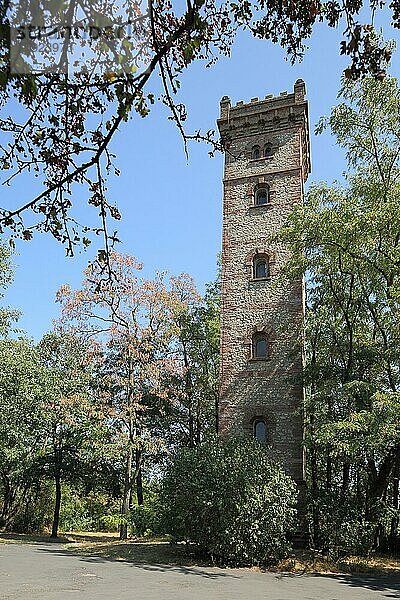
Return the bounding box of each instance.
[219,80,307,119]
[217,79,311,182]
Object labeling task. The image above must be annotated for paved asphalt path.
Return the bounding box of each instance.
[1,542,400,600]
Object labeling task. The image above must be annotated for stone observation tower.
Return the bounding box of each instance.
[217,80,311,489]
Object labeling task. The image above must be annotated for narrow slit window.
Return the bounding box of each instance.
[252,146,261,160]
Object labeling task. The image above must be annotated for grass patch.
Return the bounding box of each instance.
[64,531,121,544]
[275,551,400,576]
[64,534,205,566]
[0,532,70,544]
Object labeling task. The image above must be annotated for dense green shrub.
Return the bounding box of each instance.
[127,486,162,537]
[59,487,120,532]
[129,504,160,537]
[160,436,298,566]
[309,492,376,557]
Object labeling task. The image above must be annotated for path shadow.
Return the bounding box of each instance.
[36,543,239,580]
[327,573,400,598]
[277,572,400,598]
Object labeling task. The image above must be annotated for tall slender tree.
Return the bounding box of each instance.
[0,338,44,529]
[38,332,105,538]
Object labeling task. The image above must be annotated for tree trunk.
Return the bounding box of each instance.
[390,463,399,551]
[215,393,219,433]
[326,453,332,493]
[120,446,133,540]
[308,347,320,548]
[326,393,333,494]
[51,470,62,538]
[188,405,194,448]
[196,401,201,446]
[366,445,400,522]
[310,450,320,544]
[308,408,320,548]
[135,450,144,506]
[182,340,194,447]
[341,461,350,497]
[1,475,12,526]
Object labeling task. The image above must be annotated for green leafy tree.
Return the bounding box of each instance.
[38,331,106,538]
[281,75,400,553]
[0,338,45,529]
[0,243,19,336]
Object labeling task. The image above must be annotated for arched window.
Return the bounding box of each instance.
[253,255,269,279]
[264,143,273,157]
[252,145,261,160]
[254,419,267,442]
[253,333,268,359]
[255,185,269,206]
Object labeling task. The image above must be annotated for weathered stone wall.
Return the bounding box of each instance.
[217,81,311,485]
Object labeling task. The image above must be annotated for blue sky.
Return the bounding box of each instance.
[3,16,400,340]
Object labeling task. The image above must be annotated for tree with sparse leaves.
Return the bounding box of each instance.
[0,0,397,262]
[56,252,196,538]
[159,271,220,448]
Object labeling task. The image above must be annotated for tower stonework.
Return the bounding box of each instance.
[217,81,311,488]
